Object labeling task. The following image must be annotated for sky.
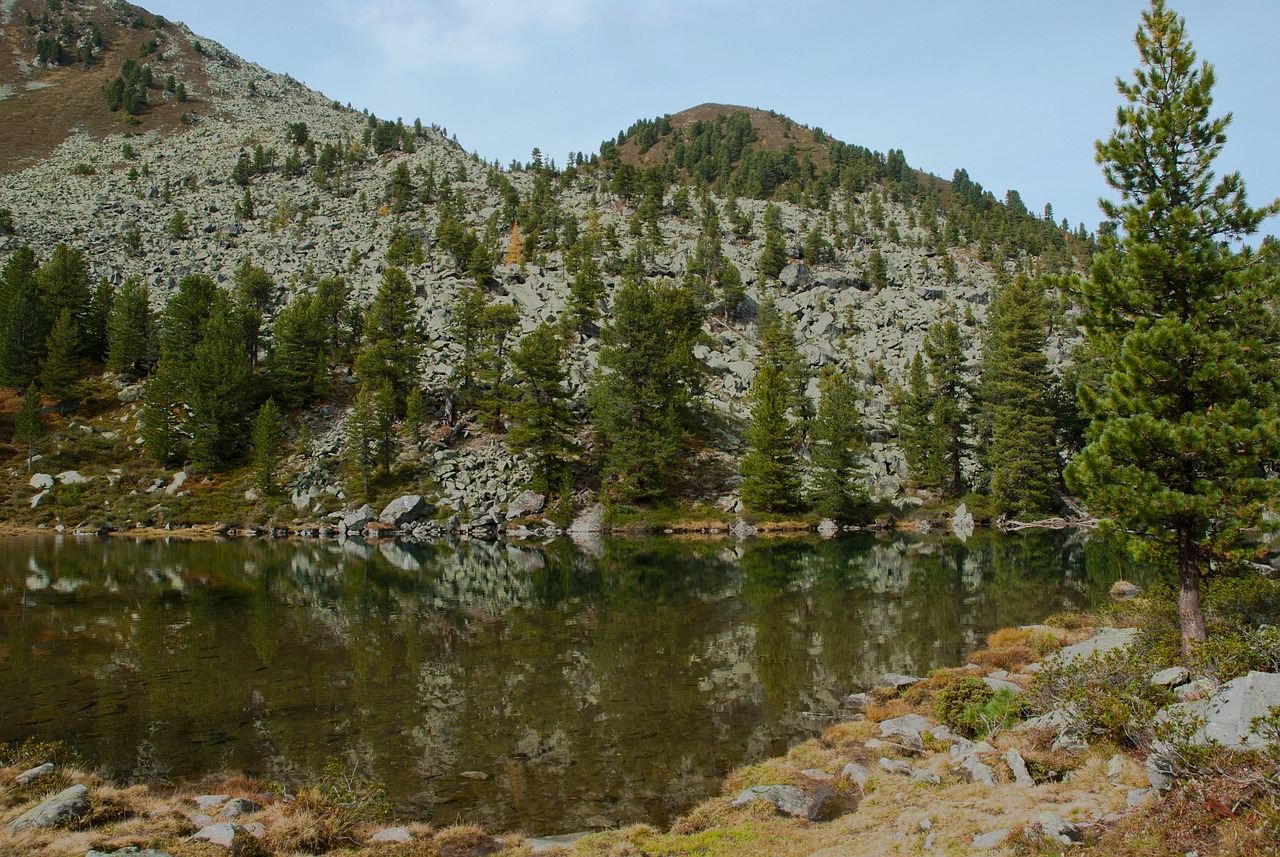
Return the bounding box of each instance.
[147,0,1280,236]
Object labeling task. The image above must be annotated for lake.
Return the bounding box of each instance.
[0,530,1143,834]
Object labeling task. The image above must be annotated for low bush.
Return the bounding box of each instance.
[935,677,993,737]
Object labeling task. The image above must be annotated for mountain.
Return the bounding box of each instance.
[0,0,1091,532]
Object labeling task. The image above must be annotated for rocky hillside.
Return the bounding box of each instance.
[0,0,1093,532]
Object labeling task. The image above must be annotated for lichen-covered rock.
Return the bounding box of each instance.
[4,783,90,831]
[378,495,427,528]
[730,783,856,821]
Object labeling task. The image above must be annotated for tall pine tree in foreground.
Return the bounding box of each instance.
[14,383,45,472]
[508,323,576,494]
[981,274,1059,515]
[740,363,801,513]
[809,367,867,520]
[1066,0,1280,663]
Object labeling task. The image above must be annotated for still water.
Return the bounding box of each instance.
[0,531,1143,832]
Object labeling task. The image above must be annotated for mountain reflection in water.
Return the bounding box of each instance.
[0,530,1146,832]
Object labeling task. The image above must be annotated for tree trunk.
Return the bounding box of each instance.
[1177,523,1208,664]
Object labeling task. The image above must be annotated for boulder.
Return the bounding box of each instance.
[5,783,90,831]
[88,850,174,857]
[164,471,187,495]
[1050,626,1137,664]
[879,713,932,750]
[55,470,88,485]
[840,762,871,788]
[190,822,263,848]
[874,672,924,691]
[878,758,912,776]
[192,794,231,810]
[1033,811,1084,844]
[730,784,855,821]
[341,504,377,534]
[1155,671,1280,750]
[1110,580,1142,599]
[1005,748,1034,787]
[505,490,546,520]
[369,827,414,843]
[778,262,813,290]
[1149,666,1190,688]
[568,503,605,534]
[982,676,1022,694]
[526,833,592,853]
[28,473,54,490]
[972,829,1009,849]
[1173,677,1218,701]
[379,495,428,528]
[14,762,54,785]
[218,797,262,819]
[959,755,998,787]
[951,502,975,541]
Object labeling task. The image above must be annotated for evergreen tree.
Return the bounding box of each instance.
[346,384,380,500]
[106,278,155,377]
[354,267,419,414]
[476,302,519,426]
[142,357,184,465]
[758,202,787,280]
[167,210,189,240]
[269,293,329,407]
[922,318,970,495]
[187,305,253,470]
[0,247,44,388]
[590,278,707,503]
[39,309,81,412]
[897,352,933,483]
[809,367,867,519]
[159,274,220,374]
[1066,0,1280,661]
[981,274,1060,514]
[715,261,745,322]
[448,285,489,405]
[83,278,115,363]
[740,363,801,513]
[13,383,45,472]
[404,386,429,446]
[567,257,605,334]
[509,323,576,493]
[37,243,90,330]
[756,293,808,416]
[250,399,285,494]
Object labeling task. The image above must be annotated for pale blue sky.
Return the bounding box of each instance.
[149,1,1280,236]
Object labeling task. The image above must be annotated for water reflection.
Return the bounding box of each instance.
[0,530,1145,832]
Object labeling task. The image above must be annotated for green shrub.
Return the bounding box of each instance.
[1027,643,1169,745]
[935,677,993,737]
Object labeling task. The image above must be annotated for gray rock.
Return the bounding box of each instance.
[1146,753,1175,790]
[800,768,834,782]
[841,762,871,788]
[779,262,813,289]
[192,794,230,810]
[1156,671,1280,750]
[379,494,427,528]
[5,784,90,831]
[30,490,48,508]
[874,672,924,691]
[87,849,174,857]
[1107,753,1125,783]
[1005,748,1035,787]
[568,503,605,534]
[878,758,912,776]
[910,768,941,785]
[368,826,414,843]
[880,713,931,750]
[218,797,262,819]
[972,829,1009,849]
[1050,627,1138,664]
[164,471,187,495]
[341,504,377,533]
[730,784,855,821]
[526,832,592,853]
[28,473,54,490]
[1035,810,1083,843]
[55,470,88,485]
[505,490,546,520]
[845,692,872,709]
[951,502,975,541]
[959,755,998,787]
[14,762,54,785]
[1173,677,1218,701]
[190,822,261,847]
[1150,666,1190,687]
[1127,787,1155,807]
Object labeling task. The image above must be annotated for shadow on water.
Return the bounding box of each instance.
[0,529,1149,832]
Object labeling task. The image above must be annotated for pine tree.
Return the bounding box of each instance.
[167,210,189,240]
[13,383,45,472]
[107,279,154,377]
[269,293,328,407]
[39,309,81,412]
[251,398,285,493]
[1066,0,1280,662]
[159,274,220,375]
[37,243,90,330]
[981,274,1060,514]
[0,247,44,389]
[897,353,932,483]
[346,384,380,500]
[809,367,867,519]
[476,301,519,426]
[567,257,605,334]
[509,323,576,493]
[142,357,184,466]
[448,284,489,407]
[354,267,419,414]
[83,278,115,363]
[187,305,253,470]
[758,202,787,280]
[740,363,801,513]
[590,278,707,503]
[404,386,429,446]
[923,318,970,495]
